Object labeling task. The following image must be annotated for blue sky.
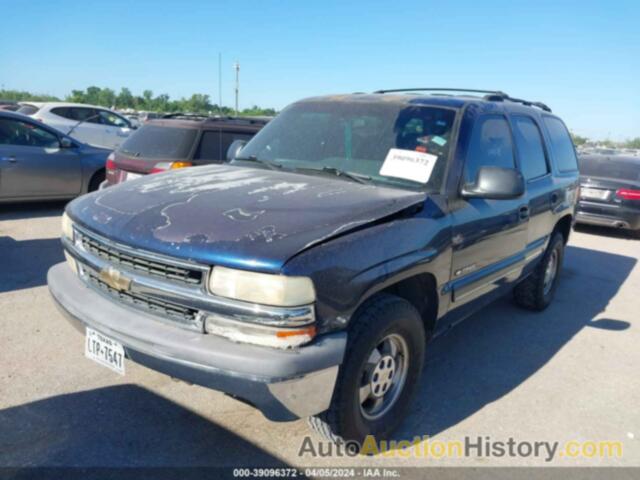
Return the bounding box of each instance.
[1,0,638,139]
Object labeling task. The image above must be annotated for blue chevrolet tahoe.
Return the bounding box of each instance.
[48,89,579,445]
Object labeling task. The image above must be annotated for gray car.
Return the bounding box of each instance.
[0,111,109,203]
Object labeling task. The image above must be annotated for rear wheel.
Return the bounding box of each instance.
[513,232,565,311]
[88,170,105,192]
[307,294,425,446]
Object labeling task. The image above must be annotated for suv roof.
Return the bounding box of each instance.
[301,89,553,115]
[147,114,271,130]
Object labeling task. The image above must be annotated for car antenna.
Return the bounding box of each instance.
[66,112,102,138]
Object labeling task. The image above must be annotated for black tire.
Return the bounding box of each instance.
[513,232,565,311]
[88,170,105,192]
[308,294,426,445]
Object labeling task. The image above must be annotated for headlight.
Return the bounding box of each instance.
[61,212,74,240]
[208,266,315,307]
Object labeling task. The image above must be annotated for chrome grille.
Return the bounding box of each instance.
[87,272,199,325]
[77,230,203,286]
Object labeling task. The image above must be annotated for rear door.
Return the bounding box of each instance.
[449,113,529,307]
[510,114,555,247]
[0,117,82,198]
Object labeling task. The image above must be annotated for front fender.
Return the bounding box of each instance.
[283,212,452,332]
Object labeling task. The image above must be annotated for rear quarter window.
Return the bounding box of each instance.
[17,104,40,116]
[543,116,578,172]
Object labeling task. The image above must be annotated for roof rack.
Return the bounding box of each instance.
[373,88,552,112]
[160,113,270,124]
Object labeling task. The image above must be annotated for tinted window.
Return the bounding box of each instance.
[17,104,40,116]
[578,156,640,181]
[543,116,578,172]
[119,124,197,159]
[51,107,73,120]
[0,118,59,148]
[194,131,221,161]
[512,116,549,180]
[240,102,456,191]
[464,116,515,182]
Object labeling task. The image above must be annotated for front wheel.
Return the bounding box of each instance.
[307,294,426,445]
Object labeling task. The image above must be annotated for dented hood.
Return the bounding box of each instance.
[68,165,426,272]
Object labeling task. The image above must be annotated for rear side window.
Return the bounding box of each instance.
[195,131,254,162]
[17,104,40,116]
[511,116,549,180]
[543,116,578,172]
[119,124,197,159]
[464,115,515,183]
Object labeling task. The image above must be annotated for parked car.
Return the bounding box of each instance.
[16,102,136,150]
[102,114,268,187]
[48,89,578,445]
[0,100,19,111]
[576,154,640,236]
[0,110,109,202]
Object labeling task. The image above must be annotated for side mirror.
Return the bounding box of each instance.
[60,137,75,149]
[226,139,247,162]
[461,166,524,200]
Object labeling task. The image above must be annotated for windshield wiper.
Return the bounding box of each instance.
[301,166,372,185]
[234,155,283,171]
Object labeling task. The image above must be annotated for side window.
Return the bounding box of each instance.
[0,118,60,148]
[98,110,129,128]
[543,116,578,172]
[67,107,99,123]
[464,115,515,183]
[51,107,73,120]
[511,116,549,180]
[194,131,222,161]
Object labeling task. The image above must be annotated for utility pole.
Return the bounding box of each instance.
[218,52,222,116]
[233,61,240,116]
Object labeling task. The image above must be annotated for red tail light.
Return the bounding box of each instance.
[106,153,116,171]
[616,188,640,201]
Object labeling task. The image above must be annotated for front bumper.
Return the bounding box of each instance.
[48,263,346,421]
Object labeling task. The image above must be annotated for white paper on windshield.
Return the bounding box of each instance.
[379,148,438,184]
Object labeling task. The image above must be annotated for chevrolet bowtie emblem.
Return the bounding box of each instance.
[99,266,132,292]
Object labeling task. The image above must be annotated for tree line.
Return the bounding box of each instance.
[0,87,277,117]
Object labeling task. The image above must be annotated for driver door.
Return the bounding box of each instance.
[97,109,132,149]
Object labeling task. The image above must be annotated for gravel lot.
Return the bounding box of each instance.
[1,201,639,471]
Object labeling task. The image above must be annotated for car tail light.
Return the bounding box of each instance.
[106,153,116,172]
[616,188,640,201]
[150,161,192,174]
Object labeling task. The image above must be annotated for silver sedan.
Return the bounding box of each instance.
[0,111,109,203]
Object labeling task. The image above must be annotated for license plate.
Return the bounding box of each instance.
[124,172,143,181]
[581,187,610,200]
[85,327,125,375]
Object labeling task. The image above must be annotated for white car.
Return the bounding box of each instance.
[16,102,136,149]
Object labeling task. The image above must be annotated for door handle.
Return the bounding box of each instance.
[1,156,16,163]
[519,205,530,220]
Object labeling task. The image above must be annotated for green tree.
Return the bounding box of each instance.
[570,131,589,147]
[624,138,640,149]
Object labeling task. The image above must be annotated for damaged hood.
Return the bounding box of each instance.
[68,164,426,272]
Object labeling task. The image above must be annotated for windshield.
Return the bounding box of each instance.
[578,156,640,181]
[237,101,457,191]
[118,124,197,159]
